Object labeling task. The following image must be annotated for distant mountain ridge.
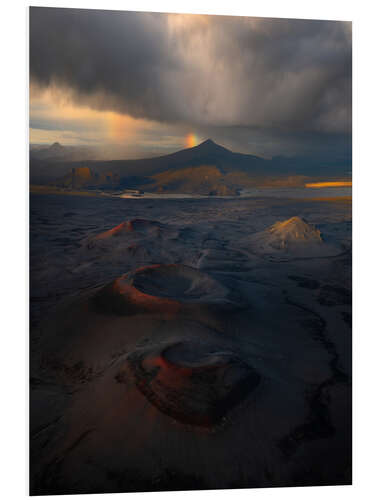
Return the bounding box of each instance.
[30,142,97,164]
[30,139,351,192]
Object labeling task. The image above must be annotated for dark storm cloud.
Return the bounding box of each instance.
[30,7,351,136]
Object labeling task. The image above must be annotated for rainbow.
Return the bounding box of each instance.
[185,133,198,148]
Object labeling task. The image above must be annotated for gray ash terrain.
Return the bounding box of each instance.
[30,192,351,494]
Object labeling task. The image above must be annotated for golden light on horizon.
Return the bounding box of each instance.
[305,181,352,188]
[107,112,133,143]
[30,85,205,153]
[29,85,160,145]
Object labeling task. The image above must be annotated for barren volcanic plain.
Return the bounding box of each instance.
[30,191,351,494]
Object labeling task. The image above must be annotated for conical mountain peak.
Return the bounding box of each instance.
[193,139,231,153]
[268,216,322,242]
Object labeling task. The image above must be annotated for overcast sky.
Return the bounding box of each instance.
[29,7,351,160]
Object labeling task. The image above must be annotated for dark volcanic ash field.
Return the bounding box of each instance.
[30,193,352,494]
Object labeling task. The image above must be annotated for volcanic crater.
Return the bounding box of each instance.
[93,264,238,316]
[126,340,261,427]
